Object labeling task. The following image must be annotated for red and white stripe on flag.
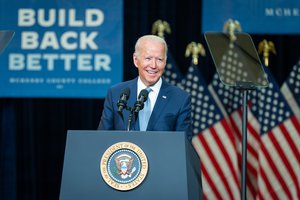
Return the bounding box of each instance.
[192,118,240,199]
[250,68,300,200]
[209,74,261,200]
[281,59,300,122]
[180,66,241,200]
[257,115,300,199]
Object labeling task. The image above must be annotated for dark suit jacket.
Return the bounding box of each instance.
[98,77,192,141]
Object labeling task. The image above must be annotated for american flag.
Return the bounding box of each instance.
[209,73,260,200]
[178,64,240,199]
[163,52,183,85]
[281,58,300,122]
[208,42,264,199]
[250,67,300,200]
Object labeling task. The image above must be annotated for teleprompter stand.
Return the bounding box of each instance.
[205,32,269,200]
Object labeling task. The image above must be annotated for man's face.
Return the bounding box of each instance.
[133,39,166,86]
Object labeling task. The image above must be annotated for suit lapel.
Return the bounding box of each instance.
[147,80,170,130]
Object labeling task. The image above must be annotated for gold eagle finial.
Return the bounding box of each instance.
[185,42,206,65]
[258,39,276,67]
[223,19,242,42]
[151,20,171,38]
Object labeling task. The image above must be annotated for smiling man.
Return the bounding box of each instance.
[98,35,192,141]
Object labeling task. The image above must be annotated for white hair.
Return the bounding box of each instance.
[134,35,168,58]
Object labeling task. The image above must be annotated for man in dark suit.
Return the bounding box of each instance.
[98,35,192,141]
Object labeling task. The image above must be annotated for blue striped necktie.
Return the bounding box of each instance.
[139,88,152,131]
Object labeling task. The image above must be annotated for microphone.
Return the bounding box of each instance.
[117,88,130,112]
[133,89,149,113]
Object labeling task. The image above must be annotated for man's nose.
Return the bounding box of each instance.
[150,59,157,68]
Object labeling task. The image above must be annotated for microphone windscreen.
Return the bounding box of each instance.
[121,88,130,99]
[139,89,149,100]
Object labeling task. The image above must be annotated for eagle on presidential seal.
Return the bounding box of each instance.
[115,154,136,179]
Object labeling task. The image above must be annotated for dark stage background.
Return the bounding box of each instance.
[1,1,299,199]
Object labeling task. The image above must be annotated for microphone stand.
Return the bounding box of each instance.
[126,101,143,131]
[126,108,134,131]
[126,106,137,131]
[236,82,255,200]
[125,89,148,131]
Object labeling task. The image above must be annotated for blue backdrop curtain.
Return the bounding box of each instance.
[0,0,299,199]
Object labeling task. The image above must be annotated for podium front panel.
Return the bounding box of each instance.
[59,130,202,200]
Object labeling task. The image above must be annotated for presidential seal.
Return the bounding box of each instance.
[100,142,148,191]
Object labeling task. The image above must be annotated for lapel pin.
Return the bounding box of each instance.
[162,96,167,99]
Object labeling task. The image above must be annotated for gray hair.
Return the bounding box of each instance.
[134,35,168,58]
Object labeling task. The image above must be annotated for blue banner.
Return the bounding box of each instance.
[0,0,123,98]
[202,0,300,34]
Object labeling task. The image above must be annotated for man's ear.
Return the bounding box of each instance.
[133,53,138,68]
